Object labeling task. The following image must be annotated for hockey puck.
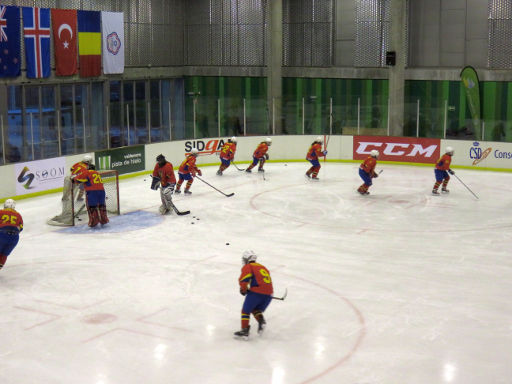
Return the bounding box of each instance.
[191,222,195,224]
[284,164,288,166]
[197,218,200,220]
[226,243,230,245]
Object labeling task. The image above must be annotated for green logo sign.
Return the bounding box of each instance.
[95,145,145,175]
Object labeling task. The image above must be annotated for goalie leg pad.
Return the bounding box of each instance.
[87,207,100,227]
[99,205,109,224]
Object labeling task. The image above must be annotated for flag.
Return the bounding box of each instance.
[101,11,124,74]
[460,66,482,140]
[51,9,77,76]
[0,5,21,78]
[78,10,101,78]
[22,7,51,79]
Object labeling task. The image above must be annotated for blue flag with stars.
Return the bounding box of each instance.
[0,5,21,78]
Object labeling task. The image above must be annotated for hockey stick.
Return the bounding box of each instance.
[272,288,287,301]
[452,173,479,200]
[232,162,246,172]
[195,176,234,197]
[168,200,191,216]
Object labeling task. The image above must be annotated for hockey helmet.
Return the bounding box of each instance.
[242,250,257,265]
[265,137,272,145]
[4,199,15,209]
[156,154,166,162]
[83,154,92,163]
[445,146,454,155]
[190,148,199,155]
[230,136,237,143]
[315,136,323,144]
[370,149,379,158]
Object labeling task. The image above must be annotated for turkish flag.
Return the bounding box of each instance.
[51,9,77,76]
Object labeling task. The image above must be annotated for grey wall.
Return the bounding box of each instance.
[408,0,488,68]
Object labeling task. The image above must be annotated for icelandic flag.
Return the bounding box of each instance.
[22,7,51,79]
[0,5,21,78]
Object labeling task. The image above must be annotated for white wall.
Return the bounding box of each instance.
[2,136,512,200]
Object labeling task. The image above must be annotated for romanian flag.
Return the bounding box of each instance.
[77,10,100,77]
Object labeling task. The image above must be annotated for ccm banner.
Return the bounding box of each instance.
[95,145,145,175]
[14,157,66,195]
[353,136,441,164]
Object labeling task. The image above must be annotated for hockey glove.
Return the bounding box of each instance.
[264,153,269,160]
[322,150,328,156]
[197,169,202,176]
[150,175,161,190]
[240,288,248,296]
[372,172,378,178]
[448,169,455,175]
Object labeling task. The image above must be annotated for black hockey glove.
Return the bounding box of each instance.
[448,169,455,175]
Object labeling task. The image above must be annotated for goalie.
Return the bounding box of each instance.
[151,154,176,215]
[47,155,92,226]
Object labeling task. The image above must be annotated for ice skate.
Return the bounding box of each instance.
[174,189,181,194]
[432,189,440,195]
[216,170,223,176]
[258,168,264,173]
[184,190,192,195]
[245,169,252,173]
[441,188,449,193]
[233,326,250,340]
[257,318,266,335]
[159,205,170,215]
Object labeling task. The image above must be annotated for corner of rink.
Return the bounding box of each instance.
[57,210,164,234]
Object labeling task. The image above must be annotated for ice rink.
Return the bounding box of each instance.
[1,161,511,384]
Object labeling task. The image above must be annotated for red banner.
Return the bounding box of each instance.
[353,136,441,164]
[51,9,77,76]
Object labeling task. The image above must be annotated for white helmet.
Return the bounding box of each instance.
[230,136,237,143]
[445,146,454,155]
[4,199,15,209]
[315,136,323,143]
[190,148,199,155]
[242,250,257,265]
[370,150,379,158]
[83,154,92,163]
[265,137,272,144]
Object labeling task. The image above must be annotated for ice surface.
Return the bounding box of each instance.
[1,162,511,384]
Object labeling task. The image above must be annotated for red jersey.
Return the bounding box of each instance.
[306,143,324,160]
[220,142,236,161]
[153,162,176,187]
[239,262,273,296]
[253,142,269,158]
[70,161,88,178]
[179,155,200,176]
[0,208,23,233]
[75,170,105,191]
[360,156,377,175]
[435,154,452,171]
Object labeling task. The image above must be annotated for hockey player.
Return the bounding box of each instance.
[216,136,237,175]
[75,164,108,227]
[432,146,455,195]
[245,137,272,173]
[151,154,177,214]
[175,148,202,195]
[0,199,23,271]
[234,250,273,339]
[48,154,92,225]
[70,155,92,201]
[305,136,327,180]
[357,149,379,195]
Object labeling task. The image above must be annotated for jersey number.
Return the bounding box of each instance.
[1,214,17,225]
[92,174,103,184]
[260,269,272,284]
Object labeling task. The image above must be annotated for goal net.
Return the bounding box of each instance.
[47,170,120,226]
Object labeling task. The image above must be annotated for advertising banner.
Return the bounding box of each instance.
[460,66,481,140]
[95,145,145,174]
[353,136,441,164]
[14,157,66,195]
[444,140,512,169]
